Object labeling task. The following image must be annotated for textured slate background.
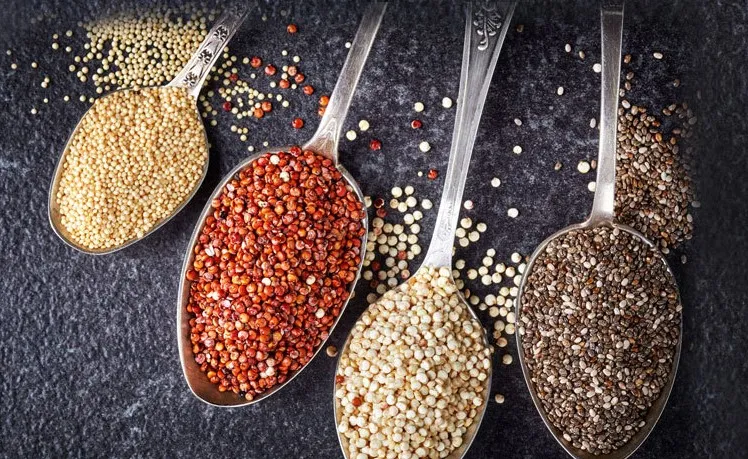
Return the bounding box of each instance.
[1,1,746,458]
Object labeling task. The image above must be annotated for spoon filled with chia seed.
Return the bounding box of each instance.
[515,2,682,458]
[177,3,387,406]
[334,3,516,458]
[48,8,248,254]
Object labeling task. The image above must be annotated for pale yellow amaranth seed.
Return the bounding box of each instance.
[56,86,207,249]
[78,6,214,89]
[336,266,491,459]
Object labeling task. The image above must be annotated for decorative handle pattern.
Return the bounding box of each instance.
[422,2,516,269]
[169,7,249,98]
[588,2,624,224]
[303,3,387,162]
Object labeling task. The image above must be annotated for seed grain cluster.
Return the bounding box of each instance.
[186,148,365,400]
[615,102,696,251]
[56,86,207,249]
[336,267,491,459]
[520,225,681,455]
[77,6,213,91]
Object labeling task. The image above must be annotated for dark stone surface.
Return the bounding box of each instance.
[1,1,746,458]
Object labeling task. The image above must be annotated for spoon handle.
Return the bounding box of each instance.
[422,2,516,268]
[589,1,624,224]
[304,3,387,163]
[169,7,250,98]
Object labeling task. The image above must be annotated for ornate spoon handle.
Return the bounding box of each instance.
[169,7,249,98]
[423,2,517,268]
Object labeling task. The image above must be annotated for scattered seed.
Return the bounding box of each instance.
[556,86,564,96]
[413,101,425,112]
[441,97,453,108]
[653,51,663,60]
[577,160,591,174]
[346,130,357,141]
[358,119,370,131]
[419,141,431,153]
[507,208,519,218]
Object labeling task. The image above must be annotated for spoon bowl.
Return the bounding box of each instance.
[333,267,493,458]
[334,3,516,457]
[515,3,683,457]
[48,8,248,255]
[515,218,682,459]
[177,3,387,407]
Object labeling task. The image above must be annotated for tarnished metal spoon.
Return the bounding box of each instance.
[334,3,516,458]
[48,8,248,255]
[515,3,682,458]
[177,3,387,407]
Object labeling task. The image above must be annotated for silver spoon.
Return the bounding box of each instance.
[334,3,516,457]
[48,8,249,255]
[515,3,682,458]
[177,3,387,407]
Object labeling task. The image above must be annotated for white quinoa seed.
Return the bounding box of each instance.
[413,101,425,112]
[653,51,663,60]
[593,63,602,73]
[564,43,572,53]
[578,160,591,174]
[441,96,453,108]
[335,267,491,458]
[491,177,501,187]
[345,130,357,141]
[513,145,522,154]
[419,141,431,153]
[464,200,474,210]
[557,86,564,96]
[508,208,519,218]
[358,119,370,131]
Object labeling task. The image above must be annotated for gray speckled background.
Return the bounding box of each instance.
[1,1,746,458]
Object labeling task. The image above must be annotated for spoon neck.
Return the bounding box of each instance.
[304,3,387,163]
[168,7,249,99]
[589,2,624,224]
[424,2,516,266]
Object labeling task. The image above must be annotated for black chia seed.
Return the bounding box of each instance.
[520,225,681,455]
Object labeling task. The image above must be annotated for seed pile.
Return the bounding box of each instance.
[74,6,214,91]
[55,86,207,249]
[615,101,695,251]
[520,225,681,455]
[186,148,365,400]
[336,267,491,458]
